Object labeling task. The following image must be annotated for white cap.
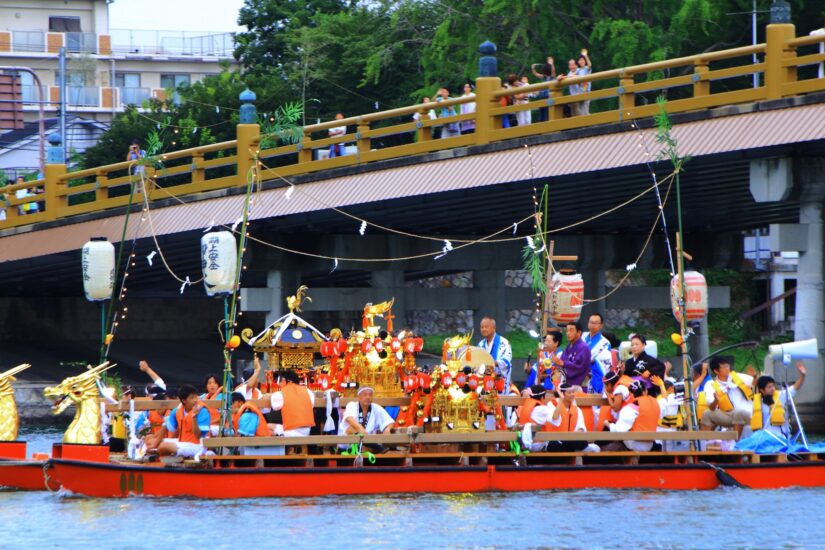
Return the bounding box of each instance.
[357,386,374,396]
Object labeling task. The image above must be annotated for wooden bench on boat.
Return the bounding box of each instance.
[197,431,744,468]
[104,394,611,412]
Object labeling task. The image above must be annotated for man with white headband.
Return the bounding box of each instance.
[338,386,394,437]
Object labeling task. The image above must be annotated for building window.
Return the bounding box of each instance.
[116,73,150,106]
[49,17,82,32]
[160,74,190,90]
[160,74,190,104]
[115,73,140,88]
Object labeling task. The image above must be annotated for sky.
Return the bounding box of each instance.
[108,0,247,33]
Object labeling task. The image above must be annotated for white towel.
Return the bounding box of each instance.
[323,389,339,433]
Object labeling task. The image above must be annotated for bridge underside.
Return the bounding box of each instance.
[0,142,816,297]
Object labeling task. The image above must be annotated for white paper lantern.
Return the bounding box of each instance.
[82,238,115,302]
[670,270,708,323]
[547,272,584,326]
[201,231,237,296]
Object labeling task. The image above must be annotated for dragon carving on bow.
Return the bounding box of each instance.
[0,364,32,441]
[43,362,114,444]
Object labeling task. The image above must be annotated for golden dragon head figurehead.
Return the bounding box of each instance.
[443,331,473,365]
[43,362,114,415]
[0,363,32,398]
[362,298,395,337]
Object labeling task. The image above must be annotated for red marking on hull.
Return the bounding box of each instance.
[50,460,825,499]
[0,460,58,491]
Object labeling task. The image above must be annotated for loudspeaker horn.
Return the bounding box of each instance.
[768,338,819,363]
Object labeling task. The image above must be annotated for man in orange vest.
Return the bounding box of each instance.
[155,385,212,458]
[230,392,271,437]
[602,380,662,451]
[269,369,315,436]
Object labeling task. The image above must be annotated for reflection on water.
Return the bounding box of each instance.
[3,428,825,549]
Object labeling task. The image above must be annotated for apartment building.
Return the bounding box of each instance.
[0,0,236,124]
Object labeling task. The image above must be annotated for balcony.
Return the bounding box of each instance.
[0,29,235,58]
[119,87,151,106]
[67,86,98,107]
[16,85,165,112]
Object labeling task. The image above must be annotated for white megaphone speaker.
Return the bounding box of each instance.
[769,338,819,365]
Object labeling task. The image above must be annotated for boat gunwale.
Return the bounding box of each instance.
[50,457,825,475]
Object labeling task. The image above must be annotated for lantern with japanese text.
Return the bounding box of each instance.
[201,231,237,296]
[81,238,115,302]
[547,272,584,326]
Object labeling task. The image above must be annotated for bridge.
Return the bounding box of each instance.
[1,22,824,422]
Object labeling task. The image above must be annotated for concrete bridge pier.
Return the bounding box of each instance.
[792,158,825,426]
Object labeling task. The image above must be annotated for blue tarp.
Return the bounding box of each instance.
[735,430,825,454]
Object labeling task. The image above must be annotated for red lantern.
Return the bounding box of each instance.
[417,373,431,389]
[468,375,480,390]
[317,373,330,390]
[361,340,373,353]
[671,271,708,322]
[484,376,495,391]
[374,338,384,352]
[455,372,467,386]
[414,337,424,352]
[404,375,417,393]
[404,338,416,354]
[335,339,348,355]
[390,338,401,353]
[495,377,506,393]
[548,272,584,326]
[441,373,453,387]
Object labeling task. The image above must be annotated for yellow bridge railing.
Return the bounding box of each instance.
[1,23,823,231]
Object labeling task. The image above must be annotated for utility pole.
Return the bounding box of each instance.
[58,46,67,163]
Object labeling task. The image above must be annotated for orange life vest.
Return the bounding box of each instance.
[596,378,635,431]
[232,403,270,437]
[517,398,543,425]
[630,395,660,432]
[203,389,223,424]
[148,409,167,435]
[281,383,315,431]
[173,401,208,444]
[548,399,581,432]
[574,392,595,432]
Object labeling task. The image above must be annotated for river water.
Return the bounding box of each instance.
[3,427,825,549]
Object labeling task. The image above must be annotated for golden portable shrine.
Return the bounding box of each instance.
[396,332,507,433]
[242,289,425,397]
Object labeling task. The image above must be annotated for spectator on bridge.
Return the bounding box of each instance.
[576,49,592,115]
[459,83,476,134]
[412,96,437,124]
[435,87,460,138]
[328,113,347,158]
[516,75,534,127]
[0,179,10,221]
[126,139,145,177]
[15,175,40,215]
[531,56,556,122]
[558,55,587,117]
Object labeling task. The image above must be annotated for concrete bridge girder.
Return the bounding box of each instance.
[754,157,825,417]
[249,232,743,275]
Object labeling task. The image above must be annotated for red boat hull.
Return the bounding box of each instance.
[0,460,58,491]
[50,459,825,498]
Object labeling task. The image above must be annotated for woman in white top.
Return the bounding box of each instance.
[459,83,476,134]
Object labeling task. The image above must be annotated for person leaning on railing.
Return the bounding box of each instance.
[459,83,476,134]
[15,175,40,216]
[435,87,460,138]
[531,56,556,123]
[0,179,8,221]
